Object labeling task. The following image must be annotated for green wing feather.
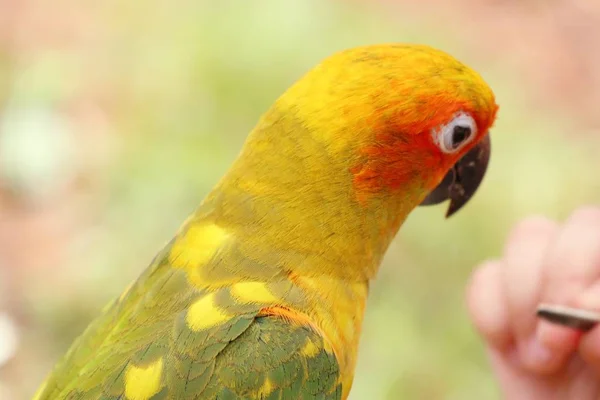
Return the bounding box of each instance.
[35,242,342,400]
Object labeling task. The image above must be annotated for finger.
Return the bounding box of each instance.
[576,280,600,310]
[534,207,600,373]
[542,206,600,304]
[466,260,511,350]
[528,320,582,374]
[502,216,559,339]
[576,280,600,377]
[579,325,600,376]
[500,216,570,373]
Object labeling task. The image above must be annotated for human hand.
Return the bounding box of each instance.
[467,207,600,399]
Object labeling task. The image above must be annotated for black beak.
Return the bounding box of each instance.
[420,134,491,218]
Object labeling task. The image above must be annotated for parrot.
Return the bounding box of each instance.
[33,44,498,400]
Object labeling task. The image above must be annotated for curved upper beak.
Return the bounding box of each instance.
[420,134,491,218]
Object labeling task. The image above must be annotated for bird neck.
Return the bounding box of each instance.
[198,106,424,282]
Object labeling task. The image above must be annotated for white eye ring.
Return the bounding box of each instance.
[431,112,477,154]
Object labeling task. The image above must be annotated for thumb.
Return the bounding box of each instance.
[466,260,511,350]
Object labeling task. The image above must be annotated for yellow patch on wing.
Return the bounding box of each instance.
[301,338,320,357]
[169,223,229,270]
[257,378,274,397]
[124,358,164,400]
[187,292,232,331]
[231,282,278,304]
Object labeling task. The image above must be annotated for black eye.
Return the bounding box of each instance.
[451,125,471,149]
[435,112,477,153]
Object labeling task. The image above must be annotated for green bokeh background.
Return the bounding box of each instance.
[2,1,600,399]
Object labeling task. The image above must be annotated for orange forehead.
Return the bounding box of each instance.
[314,44,498,137]
[361,51,498,136]
[374,96,498,142]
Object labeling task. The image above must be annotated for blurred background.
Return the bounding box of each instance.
[1,0,600,398]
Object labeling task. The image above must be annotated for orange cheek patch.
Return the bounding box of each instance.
[350,129,436,199]
[349,97,498,202]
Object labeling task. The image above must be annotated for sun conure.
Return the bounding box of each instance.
[33,44,498,400]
